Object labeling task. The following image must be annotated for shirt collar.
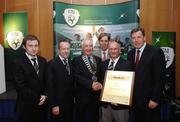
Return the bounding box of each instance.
[25,52,37,60]
[58,55,68,62]
[110,56,120,64]
[101,49,108,54]
[136,42,146,53]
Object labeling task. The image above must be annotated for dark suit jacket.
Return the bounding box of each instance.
[101,57,132,109]
[13,53,47,120]
[73,55,101,103]
[127,44,165,109]
[46,57,74,109]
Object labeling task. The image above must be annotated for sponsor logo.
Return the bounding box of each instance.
[6,31,24,50]
[63,8,80,27]
[161,47,174,68]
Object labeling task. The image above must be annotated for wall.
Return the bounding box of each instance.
[0,0,180,96]
[140,0,180,97]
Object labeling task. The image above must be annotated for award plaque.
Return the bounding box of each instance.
[100,71,135,106]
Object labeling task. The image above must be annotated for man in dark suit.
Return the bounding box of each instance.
[101,40,132,122]
[13,35,48,122]
[127,28,166,122]
[46,40,74,122]
[73,38,102,122]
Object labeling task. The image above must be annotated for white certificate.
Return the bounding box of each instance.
[100,71,135,106]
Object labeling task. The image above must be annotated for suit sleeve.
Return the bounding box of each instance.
[46,62,58,108]
[151,48,166,103]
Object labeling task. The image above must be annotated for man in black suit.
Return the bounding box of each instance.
[73,39,102,122]
[13,35,48,122]
[46,40,74,122]
[101,40,132,122]
[127,28,166,122]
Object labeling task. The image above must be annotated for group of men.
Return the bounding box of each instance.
[13,27,166,122]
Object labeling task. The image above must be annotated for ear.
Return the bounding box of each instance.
[144,36,146,42]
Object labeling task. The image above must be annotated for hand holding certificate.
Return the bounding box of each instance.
[100,71,135,106]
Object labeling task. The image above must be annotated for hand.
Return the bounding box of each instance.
[38,95,47,106]
[111,102,118,106]
[92,82,102,91]
[148,100,158,109]
[52,106,60,115]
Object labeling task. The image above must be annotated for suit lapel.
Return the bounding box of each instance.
[23,54,38,77]
[37,57,44,80]
[80,55,97,75]
[56,57,69,74]
[137,44,150,68]
[114,58,124,70]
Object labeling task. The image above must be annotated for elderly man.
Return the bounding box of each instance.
[73,39,102,122]
[101,39,132,122]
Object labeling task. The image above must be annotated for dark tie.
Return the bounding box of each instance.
[31,58,39,75]
[88,56,96,72]
[108,60,114,70]
[135,50,140,65]
[63,59,70,75]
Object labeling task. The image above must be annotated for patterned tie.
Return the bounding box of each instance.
[31,58,39,75]
[63,59,70,75]
[88,56,96,72]
[135,50,140,65]
[108,60,114,70]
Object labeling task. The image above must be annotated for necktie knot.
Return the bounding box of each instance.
[108,60,114,70]
[88,56,96,71]
[63,59,68,66]
[135,49,140,65]
[63,59,70,75]
[31,58,39,75]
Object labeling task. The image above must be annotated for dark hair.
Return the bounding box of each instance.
[58,39,70,49]
[130,27,145,37]
[23,35,40,46]
[98,33,110,41]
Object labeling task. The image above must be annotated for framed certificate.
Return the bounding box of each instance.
[100,71,135,106]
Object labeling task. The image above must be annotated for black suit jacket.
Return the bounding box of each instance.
[127,44,165,109]
[13,53,47,117]
[46,57,74,108]
[101,57,132,109]
[73,55,101,103]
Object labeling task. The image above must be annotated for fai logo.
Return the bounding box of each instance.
[6,31,24,50]
[63,8,80,27]
[161,47,175,68]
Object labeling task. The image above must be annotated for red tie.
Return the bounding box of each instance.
[135,50,140,65]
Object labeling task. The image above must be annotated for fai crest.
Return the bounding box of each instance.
[6,31,24,50]
[63,8,80,27]
[161,47,175,68]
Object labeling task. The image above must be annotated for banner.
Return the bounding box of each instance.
[152,32,176,98]
[53,1,139,59]
[3,12,28,82]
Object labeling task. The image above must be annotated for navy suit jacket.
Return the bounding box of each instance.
[46,57,74,108]
[13,53,47,115]
[127,44,166,109]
